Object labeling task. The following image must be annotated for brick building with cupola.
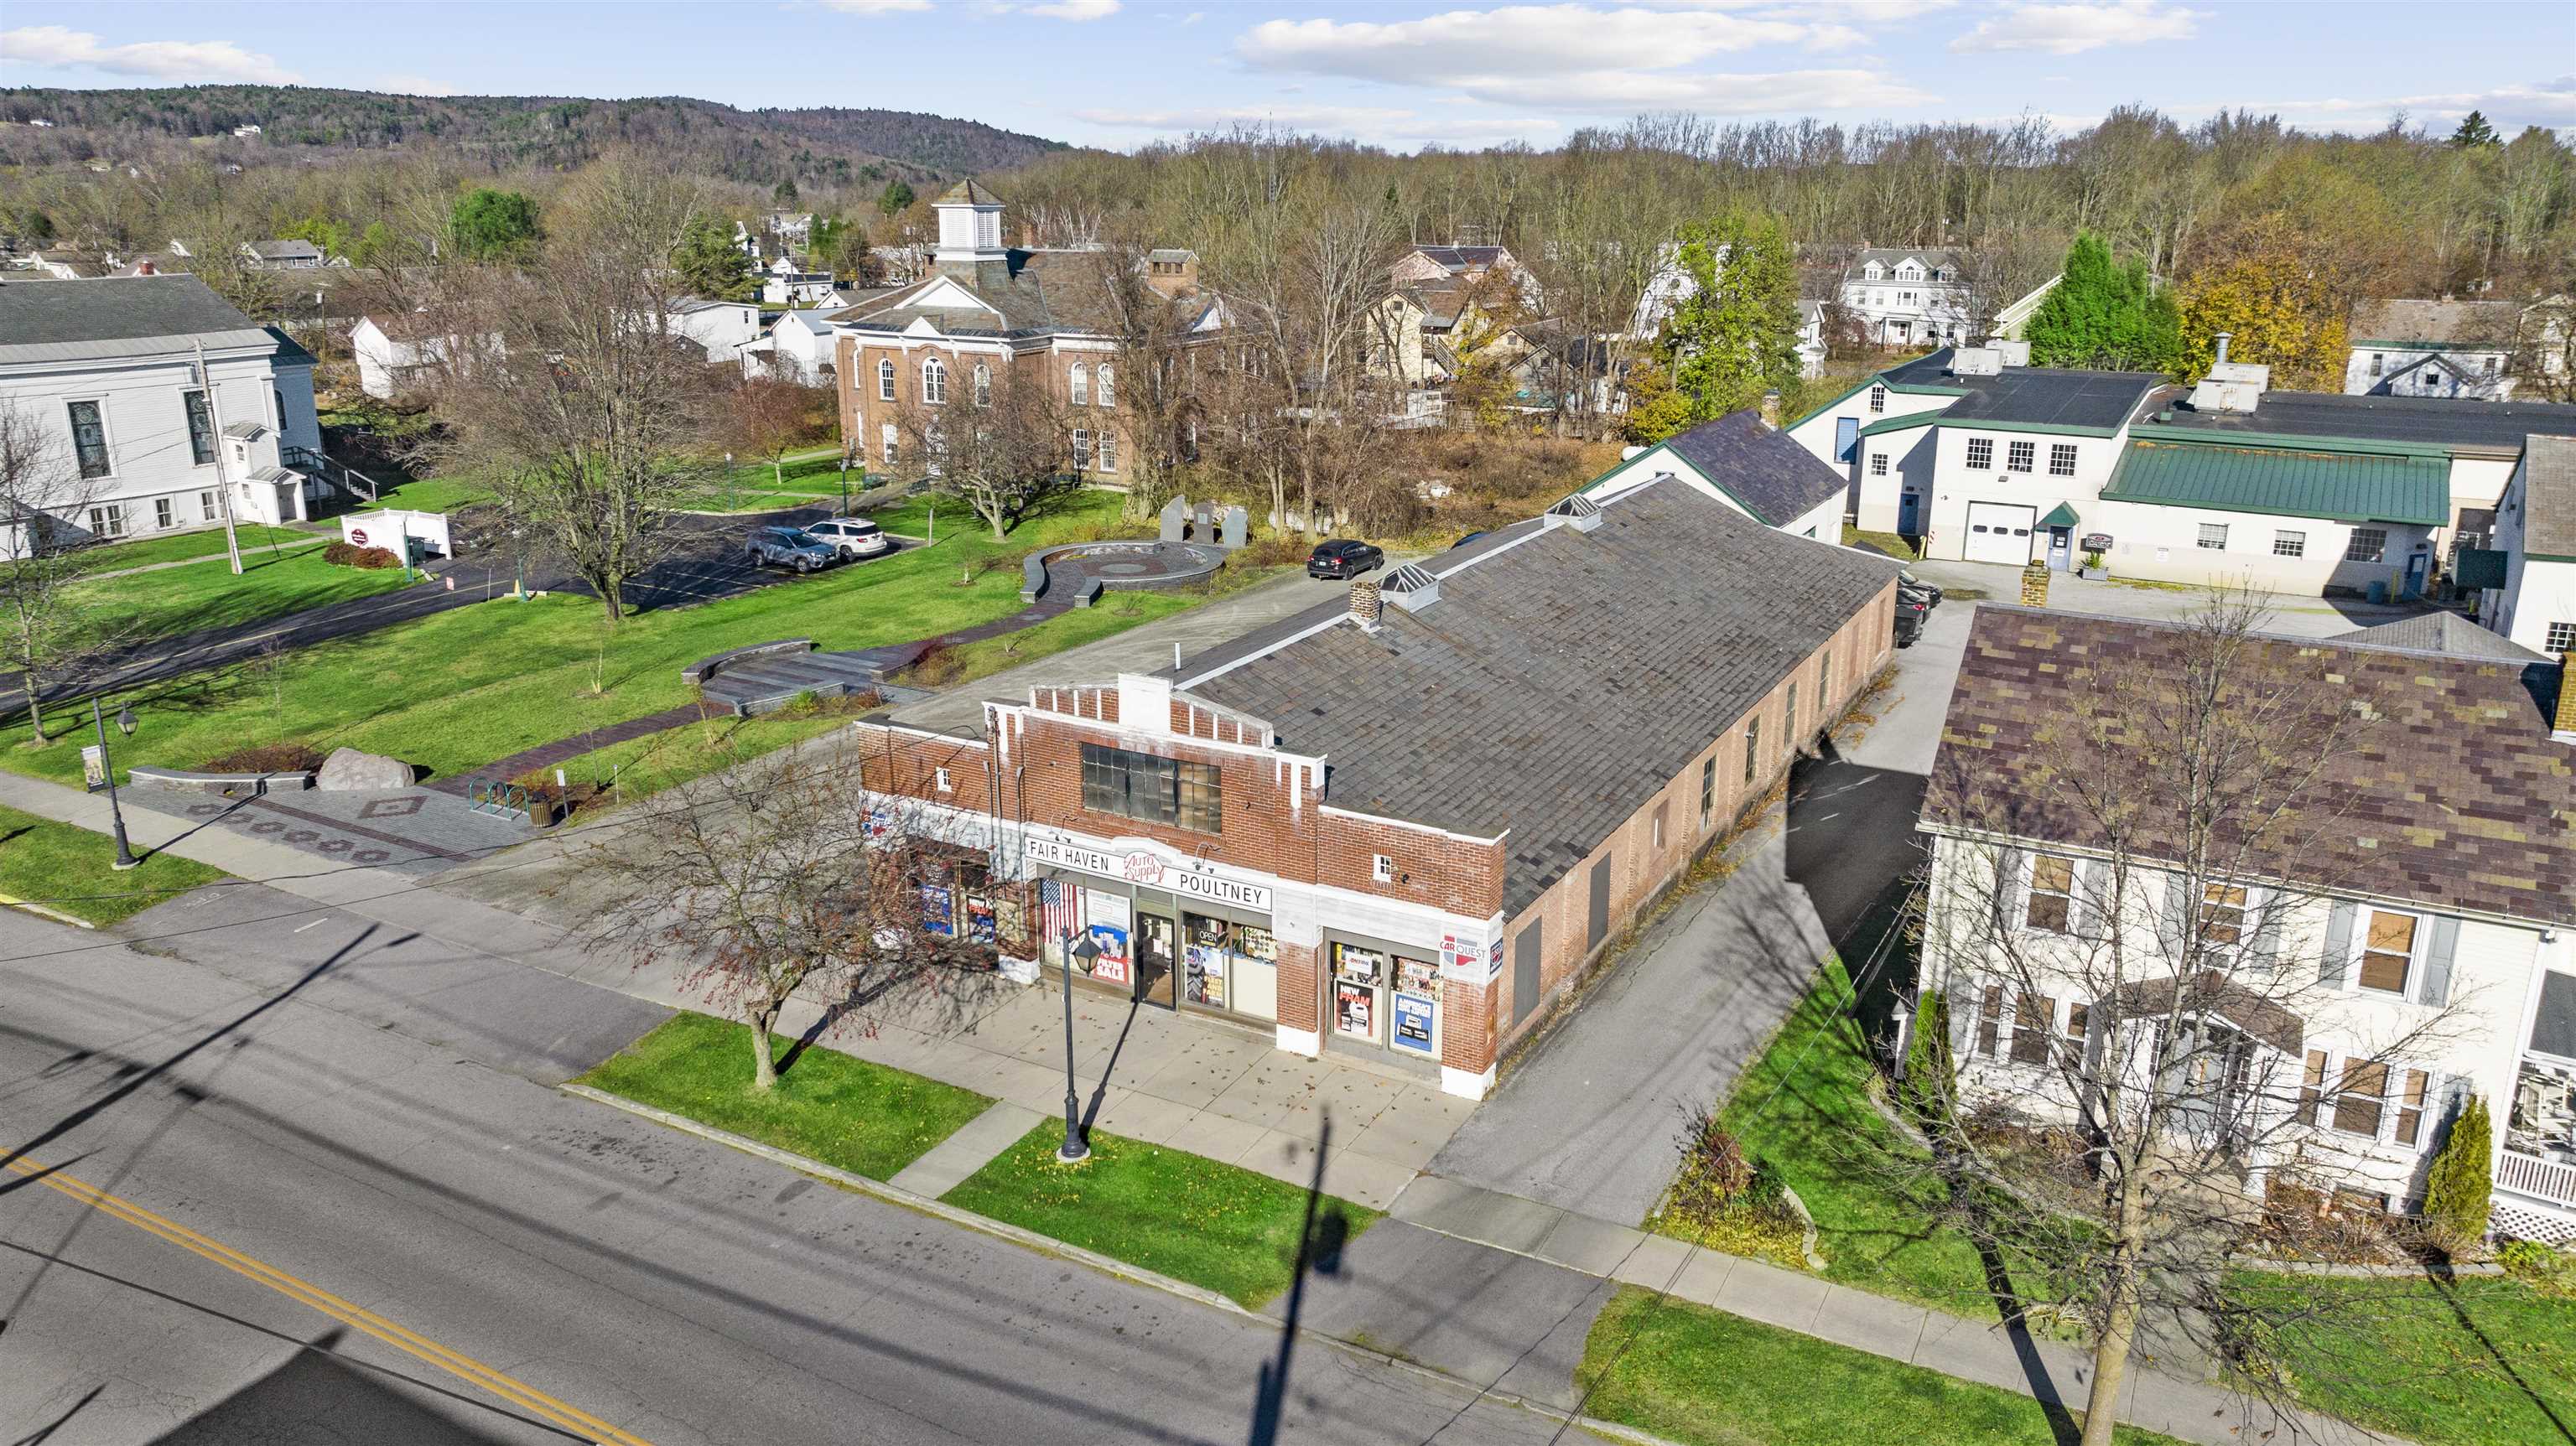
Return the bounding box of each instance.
[848,477,1899,1097]
[828,183,1224,484]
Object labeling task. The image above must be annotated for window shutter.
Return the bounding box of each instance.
[2417,915,2460,1008]
[2248,889,2283,971]
[1994,847,2025,935]
[2319,899,2355,987]
[2159,872,2189,959]
[2070,858,2101,937]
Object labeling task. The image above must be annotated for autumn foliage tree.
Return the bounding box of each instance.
[2174,213,2350,389]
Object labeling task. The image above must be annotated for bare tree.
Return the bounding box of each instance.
[574,739,988,1091]
[0,403,127,744]
[719,375,834,491]
[1098,241,1208,524]
[891,360,1077,542]
[419,158,725,623]
[1913,593,2476,1446]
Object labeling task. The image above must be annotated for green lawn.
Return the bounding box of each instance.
[942,1125,1380,1308]
[358,476,492,516]
[534,712,854,801]
[682,488,842,515]
[60,524,319,578]
[2228,1269,2576,1446]
[576,1011,994,1180]
[1840,524,1917,559]
[72,546,418,644]
[896,590,1198,688]
[2,491,1148,787]
[0,804,232,927]
[1721,959,2058,1319]
[1577,1287,2187,1446]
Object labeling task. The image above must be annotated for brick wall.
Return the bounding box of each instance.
[835,333,1132,482]
[1492,580,1898,1048]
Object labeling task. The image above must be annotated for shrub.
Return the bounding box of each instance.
[1655,1107,1806,1267]
[1897,988,1955,1125]
[322,542,402,569]
[2420,1095,2494,1249]
[200,743,325,773]
[2496,1238,2576,1295]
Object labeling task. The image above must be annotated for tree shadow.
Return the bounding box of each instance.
[2423,1260,2576,1443]
[1970,1230,2083,1445]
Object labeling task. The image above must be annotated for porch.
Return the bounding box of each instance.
[2498,1052,2576,1246]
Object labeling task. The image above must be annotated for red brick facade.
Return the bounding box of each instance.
[835,333,1130,484]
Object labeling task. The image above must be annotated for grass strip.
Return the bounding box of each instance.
[1577,1286,2189,1446]
[73,547,416,643]
[575,1012,994,1181]
[0,804,231,927]
[941,1125,1380,1308]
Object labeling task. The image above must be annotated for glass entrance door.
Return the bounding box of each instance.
[1135,911,1178,1010]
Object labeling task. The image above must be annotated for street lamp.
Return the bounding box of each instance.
[90,697,138,871]
[724,451,735,511]
[1058,930,1101,1162]
[838,453,852,518]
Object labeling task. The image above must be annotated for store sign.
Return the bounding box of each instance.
[1391,993,1437,1057]
[1439,930,1499,984]
[2081,533,2113,552]
[1024,836,1273,912]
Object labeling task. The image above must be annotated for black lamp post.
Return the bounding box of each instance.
[838,454,852,518]
[91,697,138,871]
[1058,930,1100,1162]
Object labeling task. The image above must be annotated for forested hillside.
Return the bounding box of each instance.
[0,85,1064,186]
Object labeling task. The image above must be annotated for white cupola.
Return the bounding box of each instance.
[933,180,1007,266]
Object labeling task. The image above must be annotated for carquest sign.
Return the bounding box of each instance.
[1024,836,1273,912]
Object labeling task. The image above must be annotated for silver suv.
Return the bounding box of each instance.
[804,517,892,559]
[745,526,835,573]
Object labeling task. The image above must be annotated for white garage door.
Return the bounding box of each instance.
[1964,502,2036,566]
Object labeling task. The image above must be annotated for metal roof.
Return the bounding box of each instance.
[2524,433,2576,559]
[2100,439,2450,526]
[2148,389,2576,454]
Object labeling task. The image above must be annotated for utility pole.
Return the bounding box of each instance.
[193,340,247,575]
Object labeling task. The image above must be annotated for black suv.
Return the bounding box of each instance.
[1306,538,1385,579]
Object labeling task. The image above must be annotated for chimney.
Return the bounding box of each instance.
[2557,653,2576,745]
[1759,391,1781,429]
[2020,561,2050,608]
[1349,578,1383,631]
[2213,331,2232,365]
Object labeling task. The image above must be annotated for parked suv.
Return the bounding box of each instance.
[745,526,836,573]
[1306,538,1385,579]
[804,517,892,559]
[1897,565,1942,609]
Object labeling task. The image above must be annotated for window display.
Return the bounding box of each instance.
[1391,951,1441,1058]
[1079,887,1133,987]
[1186,913,1280,1021]
[1332,943,1385,1040]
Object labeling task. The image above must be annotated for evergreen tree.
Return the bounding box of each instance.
[1651,211,1800,431]
[2420,1095,2494,1248]
[2025,231,2179,372]
[449,188,540,262]
[671,214,758,302]
[2449,110,2501,148]
[877,179,917,219]
[1897,989,1955,1125]
[773,177,799,205]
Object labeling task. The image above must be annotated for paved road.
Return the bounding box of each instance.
[0,891,1597,1446]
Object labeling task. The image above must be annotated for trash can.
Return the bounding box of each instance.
[2366,579,2389,604]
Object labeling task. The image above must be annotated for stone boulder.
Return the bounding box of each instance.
[314,747,418,791]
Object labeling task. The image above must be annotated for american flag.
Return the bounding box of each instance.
[1039,878,1076,965]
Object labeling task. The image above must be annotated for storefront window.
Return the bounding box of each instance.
[1332,943,1384,1040]
[1331,940,1441,1060]
[1391,951,1442,1060]
[1185,912,1279,1021]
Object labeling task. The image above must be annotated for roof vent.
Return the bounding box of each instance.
[1951,347,2002,377]
[1542,493,1603,533]
[1984,338,2030,367]
[1382,562,1441,611]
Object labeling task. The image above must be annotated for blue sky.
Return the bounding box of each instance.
[3,2,2571,153]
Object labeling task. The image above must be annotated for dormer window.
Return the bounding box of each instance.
[1862,262,1883,280]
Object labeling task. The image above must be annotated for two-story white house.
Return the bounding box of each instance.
[2346,298,2519,399]
[2477,433,2576,659]
[0,275,323,546]
[740,307,850,387]
[1924,603,2576,1242]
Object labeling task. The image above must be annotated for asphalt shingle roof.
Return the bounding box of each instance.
[0,274,282,360]
[2100,438,2452,526]
[2149,389,2576,454]
[2525,433,2576,559]
[1926,606,2576,928]
[1659,412,1852,526]
[1875,348,2163,432]
[2330,612,2550,662]
[2349,298,2516,347]
[829,249,1134,339]
[1182,478,1897,915]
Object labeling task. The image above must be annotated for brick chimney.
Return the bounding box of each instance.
[2556,652,2576,744]
[1349,578,1383,631]
[2020,561,2050,608]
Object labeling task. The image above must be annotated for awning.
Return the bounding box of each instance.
[2039,502,2081,529]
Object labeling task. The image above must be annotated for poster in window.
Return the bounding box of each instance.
[1082,888,1132,986]
[966,892,997,943]
[1334,979,1376,1039]
[919,884,954,936]
[1333,943,1385,986]
[1237,925,1277,961]
[1391,992,1436,1056]
[1395,953,1442,1000]
[1186,944,1227,1008]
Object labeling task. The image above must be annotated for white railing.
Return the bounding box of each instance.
[2497,1148,2576,1208]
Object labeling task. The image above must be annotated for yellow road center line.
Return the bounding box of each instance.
[3,1153,656,1446]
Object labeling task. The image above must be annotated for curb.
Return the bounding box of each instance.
[0,892,95,929]
[560,1082,1675,1446]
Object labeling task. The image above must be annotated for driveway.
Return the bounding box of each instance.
[1423,825,1830,1226]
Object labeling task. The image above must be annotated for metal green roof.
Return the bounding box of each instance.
[1857,413,1937,438]
[2099,440,2449,526]
[2039,501,2081,528]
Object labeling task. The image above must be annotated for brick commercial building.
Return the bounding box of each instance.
[850,476,1899,1098]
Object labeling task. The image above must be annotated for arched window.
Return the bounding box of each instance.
[1096,362,1114,408]
[972,363,992,407]
[921,357,947,405]
[876,357,896,402]
[1067,362,1089,407]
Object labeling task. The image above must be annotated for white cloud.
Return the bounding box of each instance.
[1801,22,1867,51]
[376,73,460,97]
[1184,10,1206,22]
[1026,0,1120,17]
[2233,78,2576,132]
[1502,66,1935,113]
[818,0,932,13]
[1238,6,1815,84]
[1951,2,2199,55]
[0,25,300,84]
[1072,103,1561,148]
